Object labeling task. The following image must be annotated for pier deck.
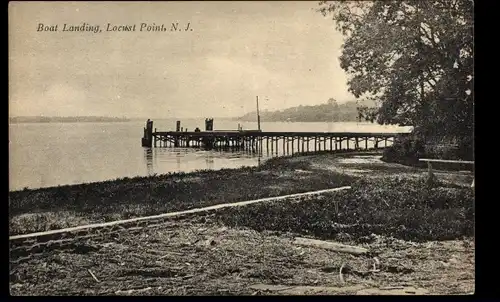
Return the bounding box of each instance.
[141,119,409,156]
[153,131,402,137]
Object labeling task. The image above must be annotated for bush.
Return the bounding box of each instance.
[382,134,474,170]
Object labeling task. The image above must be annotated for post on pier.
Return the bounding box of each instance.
[205,118,214,131]
[141,119,153,148]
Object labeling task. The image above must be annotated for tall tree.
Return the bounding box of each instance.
[318,0,473,143]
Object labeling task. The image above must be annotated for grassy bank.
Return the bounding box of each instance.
[9,151,474,242]
[210,176,474,242]
[9,159,355,235]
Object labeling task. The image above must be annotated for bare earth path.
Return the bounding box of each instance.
[10,220,474,296]
[294,153,473,186]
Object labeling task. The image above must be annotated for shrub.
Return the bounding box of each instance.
[382,134,474,170]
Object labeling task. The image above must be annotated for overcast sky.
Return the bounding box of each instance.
[9,1,354,118]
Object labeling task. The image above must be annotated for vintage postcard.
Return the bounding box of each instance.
[9,1,474,296]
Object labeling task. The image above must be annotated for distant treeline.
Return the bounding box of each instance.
[236,99,370,122]
[9,116,131,124]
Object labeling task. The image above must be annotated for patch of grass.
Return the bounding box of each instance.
[258,158,313,171]
[9,212,93,235]
[213,176,474,242]
[9,159,355,235]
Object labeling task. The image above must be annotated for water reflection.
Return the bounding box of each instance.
[176,152,181,170]
[144,148,153,175]
[205,154,215,170]
[143,146,264,176]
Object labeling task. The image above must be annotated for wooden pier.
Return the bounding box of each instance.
[141,119,408,156]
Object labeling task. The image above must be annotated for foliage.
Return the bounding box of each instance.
[382,135,427,165]
[382,133,474,165]
[318,0,473,154]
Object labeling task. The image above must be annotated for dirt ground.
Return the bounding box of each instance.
[10,218,474,296]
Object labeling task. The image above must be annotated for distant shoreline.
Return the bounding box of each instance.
[8,118,381,124]
[9,121,133,124]
[9,120,131,124]
[8,117,244,124]
[9,116,131,124]
[9,116,379,124]
[234,99,374,123]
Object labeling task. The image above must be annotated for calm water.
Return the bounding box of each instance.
[9,119,410,191]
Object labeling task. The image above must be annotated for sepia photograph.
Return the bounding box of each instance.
[9,0,474,296]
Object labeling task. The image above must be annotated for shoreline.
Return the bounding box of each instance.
[9,154,356,235]
[9,149,383,193]
[10,151,473,238]
[10,147,471,194]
